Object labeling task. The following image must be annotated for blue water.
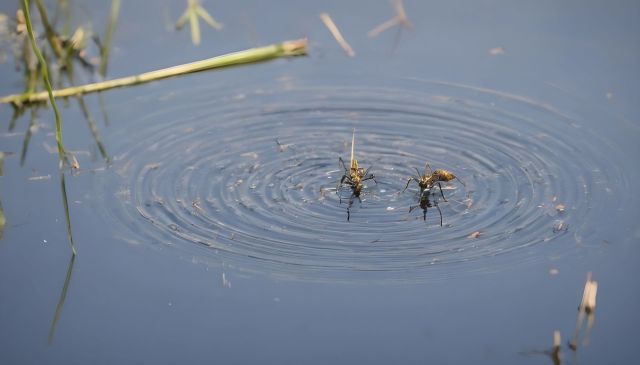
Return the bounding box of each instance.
[1,1,638,364]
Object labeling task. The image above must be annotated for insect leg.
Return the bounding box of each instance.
[338,157,348,172]
[437,182,447,201]
[402,177,415,192]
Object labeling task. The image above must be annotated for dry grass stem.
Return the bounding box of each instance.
[368,0,413,38]
[319,12,355,57]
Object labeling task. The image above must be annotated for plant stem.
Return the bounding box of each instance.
[22,0,76,255]
[22,0,66,160]
[34,0,63,58]
[99,0,121,77]
[1,38,308,106]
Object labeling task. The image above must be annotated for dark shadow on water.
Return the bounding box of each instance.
[19,106,38,165]
[520,349,562,365]
[76,96,110,163]
[59,170,76,255]
[409,190,443,226]
[47,252,76,344]
[0,151,4,238]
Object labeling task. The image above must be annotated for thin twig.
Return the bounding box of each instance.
[368,0,413,38]
[319,13,355,57]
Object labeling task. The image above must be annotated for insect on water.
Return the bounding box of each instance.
[403,162,464,225]
[337,129,376,220]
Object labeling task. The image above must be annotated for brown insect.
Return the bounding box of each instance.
[403,162,464,225]
[402,163,464,202]
[337,129,376,220]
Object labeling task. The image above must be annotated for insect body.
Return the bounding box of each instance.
[337,129,376,220]
[403,163,463,201]
[403,162,464,225]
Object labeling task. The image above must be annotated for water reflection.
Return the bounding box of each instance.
[0,151,5,239]
[408,190,442,225]
[47,253,76,344]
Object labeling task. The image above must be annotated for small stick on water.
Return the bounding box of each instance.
[368,0,413,38]
[570,272,598,351]
[580,272,598,313]
[0,38,308,106]
[551,330,561,365]
[319,13,355,57]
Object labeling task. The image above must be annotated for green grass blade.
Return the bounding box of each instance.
[22,0,65,161]
[22,0,76,255]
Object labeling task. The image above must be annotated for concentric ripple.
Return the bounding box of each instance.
[98,77,622,282]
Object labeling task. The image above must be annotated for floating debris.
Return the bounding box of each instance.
[552,220,568,233]
[319,12,356,57]
[580,273,598,314]
[368,0,413,38]
[468,231,482,239]
[143,162,161,170]
[241,151,259,160]
[489,47,505,55]
[275,138,291,152]
[549,268,559,276]
[551,330,561,365]
[222,272,231,288]
[69,154,80,170]
[192,199,205,214]
[175,0,223,45]
[28,174,51,181]
[570,272,598,351]
[555,203,566,213]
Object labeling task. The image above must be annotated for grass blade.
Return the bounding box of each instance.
[1,38,308,105]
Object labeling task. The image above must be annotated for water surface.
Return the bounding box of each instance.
[0,1,638,364]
